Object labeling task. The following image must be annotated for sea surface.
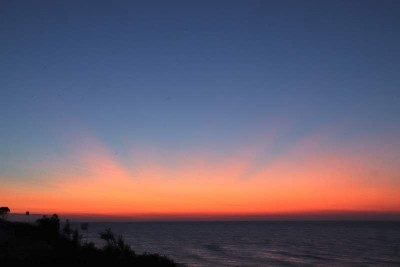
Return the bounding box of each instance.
[69,221,400,267]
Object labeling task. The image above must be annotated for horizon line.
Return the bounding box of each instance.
[7,210,400,222]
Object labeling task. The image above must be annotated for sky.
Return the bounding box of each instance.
[1,0,400,220]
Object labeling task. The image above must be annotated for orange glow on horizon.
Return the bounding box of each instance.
[3,132,400,218]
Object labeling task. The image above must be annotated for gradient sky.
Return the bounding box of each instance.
[1,0,400,219]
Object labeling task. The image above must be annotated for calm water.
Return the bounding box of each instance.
[73,221,400,267]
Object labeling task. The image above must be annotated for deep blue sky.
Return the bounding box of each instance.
[1,0,400,180]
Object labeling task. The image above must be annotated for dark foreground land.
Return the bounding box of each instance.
[0,215,177,266]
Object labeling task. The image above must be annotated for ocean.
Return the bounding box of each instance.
[70,221,400,267]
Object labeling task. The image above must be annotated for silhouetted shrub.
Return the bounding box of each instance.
[100,228,132,253]
[0,218,177,266]
[36,214,60,236]
[63,219,72,239]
